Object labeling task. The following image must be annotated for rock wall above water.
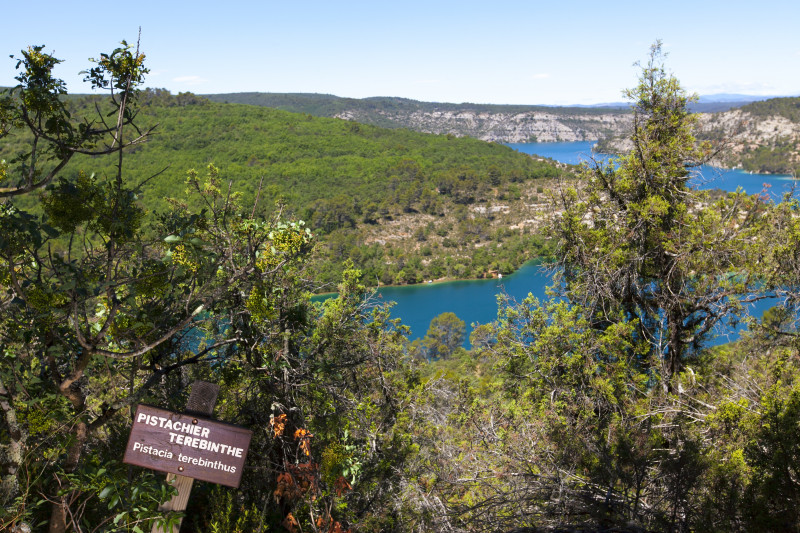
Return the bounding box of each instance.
[335,108,634,143]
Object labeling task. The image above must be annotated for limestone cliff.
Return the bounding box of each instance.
[335,108,633,143]
[204,92,799,174]
[697,107,800,174]
[597,101,800,174]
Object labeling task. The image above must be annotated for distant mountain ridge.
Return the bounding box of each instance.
[203,92,800,174]
[204,92,629,115]
[203,92,780,143]
[204,92,633,143]
[697,93,788,103]
[554,93,777,112]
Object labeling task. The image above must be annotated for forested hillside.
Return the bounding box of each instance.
[2,87,566,287]
[205,92,634,142]
[2,41,800,533]
[208,91,800,176]
[205,91,629,118]
[50,89,561,216]
[204,92,761,144]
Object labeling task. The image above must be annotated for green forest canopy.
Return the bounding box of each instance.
[2,87,566,287]
[3,89,561,219]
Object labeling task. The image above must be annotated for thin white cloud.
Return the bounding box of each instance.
[172,75,207,85]
[688,79,779,95]
[530,73,550,80]
[412,78,441,86]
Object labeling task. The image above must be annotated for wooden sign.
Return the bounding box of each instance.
[124,404,252,488]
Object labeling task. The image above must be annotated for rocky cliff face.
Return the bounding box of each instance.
[597,109,800,174]
[697,110,800,172]
[335,109,634,143]
[333,99,798,174]
[204,93,797,173]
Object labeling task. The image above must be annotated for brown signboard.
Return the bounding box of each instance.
[124,404,252,488]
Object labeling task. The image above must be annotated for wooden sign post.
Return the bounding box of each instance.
[122,381,252,533]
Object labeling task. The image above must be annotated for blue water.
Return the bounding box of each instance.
[373,261,551,344]
[362,142,791,347]
[508,141,603,166]
[509,141,798,198]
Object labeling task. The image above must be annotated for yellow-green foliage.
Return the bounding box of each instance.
[41,171,101,233]
[257,221,313,273]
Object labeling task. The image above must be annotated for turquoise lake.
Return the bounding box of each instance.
[509,141,799,198]
[356,142,793,347]
[373,260,552,346]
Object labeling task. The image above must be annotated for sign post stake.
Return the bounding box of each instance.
[151,381,220,533]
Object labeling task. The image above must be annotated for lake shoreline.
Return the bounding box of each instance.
[317,140,785,346]
[313,258,554,299]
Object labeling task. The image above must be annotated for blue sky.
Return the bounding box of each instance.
[2,0,798,105]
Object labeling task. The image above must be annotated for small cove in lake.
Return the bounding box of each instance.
[345,142,791,348]
[371,260,552,347]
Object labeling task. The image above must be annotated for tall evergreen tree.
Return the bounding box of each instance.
[554,41,771,390]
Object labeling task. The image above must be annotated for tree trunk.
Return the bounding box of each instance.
[0,376,25,507]
[664,310,684,393]
[48,418,88,533]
